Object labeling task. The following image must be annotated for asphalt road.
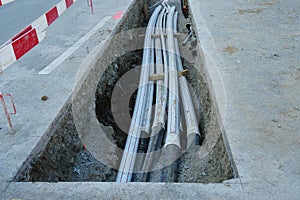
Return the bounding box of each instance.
[0,0,61,44]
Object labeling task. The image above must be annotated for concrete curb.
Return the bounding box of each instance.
[188,0,240,180]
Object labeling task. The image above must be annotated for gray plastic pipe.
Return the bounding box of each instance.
[116,5,162,182]
[141,8,167,179]
[164,6,181,149]
[173,12,201,147]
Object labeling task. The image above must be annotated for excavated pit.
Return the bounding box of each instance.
[15,0,234,183]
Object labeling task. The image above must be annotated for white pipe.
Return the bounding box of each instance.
[173,12,201,147]
[141,8,167,176]
[116,6,162,182]
[164,6,181,149]
[152,8,167,133]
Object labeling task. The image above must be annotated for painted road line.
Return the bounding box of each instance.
[38,16,112,75]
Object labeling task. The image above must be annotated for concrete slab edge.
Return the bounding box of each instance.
[187,0,241,182]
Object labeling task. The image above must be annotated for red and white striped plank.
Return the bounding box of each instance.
[0,28,46,71]
[0,0,14,7]
[0,0,76,70]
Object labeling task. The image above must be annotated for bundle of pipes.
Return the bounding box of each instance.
[116,4,200,183]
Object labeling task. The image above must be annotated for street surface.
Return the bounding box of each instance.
[0,0,61,44]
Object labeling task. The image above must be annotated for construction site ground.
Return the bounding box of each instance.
[0,0,299,199]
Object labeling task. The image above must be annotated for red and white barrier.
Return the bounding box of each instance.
[0,0,77,71]
[87,0,94,15]
[0,0,14,7]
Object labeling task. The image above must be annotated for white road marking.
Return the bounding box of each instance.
[38,16,111,75]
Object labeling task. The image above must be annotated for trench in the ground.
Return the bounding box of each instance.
[15,0,233,183]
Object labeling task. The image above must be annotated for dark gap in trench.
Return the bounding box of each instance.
[95,50,143,149]
[129,89,138,118]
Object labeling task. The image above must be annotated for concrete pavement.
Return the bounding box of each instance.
[189,0,300,198]
[0,0,299,199]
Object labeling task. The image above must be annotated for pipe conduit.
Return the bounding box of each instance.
[117,2,200,182]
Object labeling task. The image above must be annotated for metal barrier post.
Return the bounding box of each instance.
[90,0,94,14]
[87,0,94,14]
[0,93,16,133]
